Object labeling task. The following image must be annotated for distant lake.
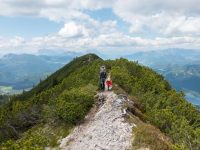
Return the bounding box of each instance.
[185,92,200,106]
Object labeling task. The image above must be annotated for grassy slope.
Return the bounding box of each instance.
[14,54,101,101]
[0,54,199,149]
[0,54,102,148]
[109,59,200,150]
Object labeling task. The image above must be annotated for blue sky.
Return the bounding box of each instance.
[0,0,199,55]
[85,8,131,35]
[0,16,62,38]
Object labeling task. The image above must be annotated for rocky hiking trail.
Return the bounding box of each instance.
[60,91,135,150]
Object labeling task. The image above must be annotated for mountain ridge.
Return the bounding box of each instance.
[0,54,199,149]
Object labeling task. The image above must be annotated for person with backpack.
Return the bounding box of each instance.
[99,66,107,91]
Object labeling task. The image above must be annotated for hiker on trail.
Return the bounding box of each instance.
[100,66,107,90]
[105,73,113,91]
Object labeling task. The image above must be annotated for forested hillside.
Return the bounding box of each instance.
[0,54,199,149]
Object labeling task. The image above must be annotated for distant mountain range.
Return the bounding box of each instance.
[0,53,78,94]
[125,48,200,106]
[125,48,200,68]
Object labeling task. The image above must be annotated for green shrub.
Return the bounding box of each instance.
[109,58,200,149]
[1,127,49,150]
[55,87,94,124]
[0,54,99,145]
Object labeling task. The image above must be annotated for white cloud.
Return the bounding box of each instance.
[0,36,26,55]
[113,0,200,36]
[113,0,200,16]
[0,36,24,48]
[1,0,200,55]
[164,16,200,36]
[1,34,200,55]
[58,22,90,38]
[1,0,200,37]
[0,0,114,20]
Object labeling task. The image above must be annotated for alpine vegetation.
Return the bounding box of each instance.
[0,54,199,150]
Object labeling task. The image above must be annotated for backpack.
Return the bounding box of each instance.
[100,66,106,79]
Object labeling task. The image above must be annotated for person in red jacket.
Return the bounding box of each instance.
[106,74,112,91]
